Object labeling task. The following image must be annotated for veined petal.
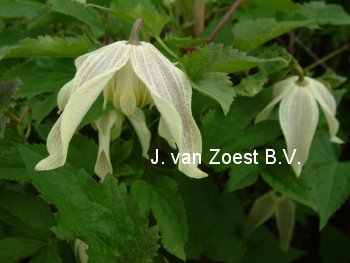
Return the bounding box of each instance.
[255,76,297,123]
[131,42,207,179]
[126,107,150,159]
[308,78,343,143]
[279,87,319,177]
[36,73,116,170]
[74,42,121,70]
[120,80,137,115]
[57,79,74,113]
[111,110,125,140]
[74,41,130,90]
[94,111,117,180]
[35,46,130,171]
[158,117,176,149]
[35,115,64,170]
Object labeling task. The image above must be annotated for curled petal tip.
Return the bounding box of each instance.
[131,42,206,179]
[180,165,208,179]
[330,136,343,144]
[126,108,151,159]
[255,77,295,123]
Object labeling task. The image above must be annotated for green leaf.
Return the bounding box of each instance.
[256,44,293,74]
[176,177,246,263]
[318,69,347,89]
[242,227,304,263]
[67,134,98,175]
[0,0,44,19]
[16,144,159,263]
[233,19,309,52]
[132,176,188,260]
[303,162,350,229]
[201,93,281,170]
[0,191,55,241]
[227,164,259,192]
[0,141,29,182]
[236,0,297,19]
[288,2,350,26]
[110,1,169,37]
[261,165,315,210]
[29,93,57,124]
[205,52,284,74]
[181,44,284,79]
[110,0,155,10]
[1,59,74,99]
[0,19,4,33]
[126,5,169,38]
[49,0,105,37]
[0,35,94,60]
[181,44,284,114]
[235,71,268,97]
[30,243,63,263]
[320,225,350,263]
[302,133,350,229]
[0,236,45,263]
[193,72,235,115]
[233,2,350,51]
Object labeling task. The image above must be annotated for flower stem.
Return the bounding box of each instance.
[292,58,306,85]
[128,19,144,45]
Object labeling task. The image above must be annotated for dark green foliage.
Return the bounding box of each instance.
[0,0,349,262]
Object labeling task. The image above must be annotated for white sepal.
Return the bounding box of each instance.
[158,117,176,149]
[126,107,151,159]
[255,76,297,123]
[57,79,74,113]
[94,111,117,180]
[279,87,319,177]
[36,44,130,171]
[308,78,343,143]
[110,110,125,141]
[131,42,207,178]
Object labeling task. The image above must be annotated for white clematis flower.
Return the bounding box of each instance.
[35,19,207,180]
[256,76,342,177]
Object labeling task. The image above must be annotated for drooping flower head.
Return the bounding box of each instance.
[256,76,342,177]
[36,19,208,179]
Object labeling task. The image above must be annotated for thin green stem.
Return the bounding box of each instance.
[155,37,179,59]
[304,43,350,71]
[81,26,101,46]
[292,58,305,85]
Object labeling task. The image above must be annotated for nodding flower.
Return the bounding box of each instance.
[256,76,342,177]
[35,19,208,180]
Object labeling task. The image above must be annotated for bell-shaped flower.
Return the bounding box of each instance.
[35,19,207,180]
[256,76,342,177]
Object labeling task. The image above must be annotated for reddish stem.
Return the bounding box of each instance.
[206,0,245,44]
